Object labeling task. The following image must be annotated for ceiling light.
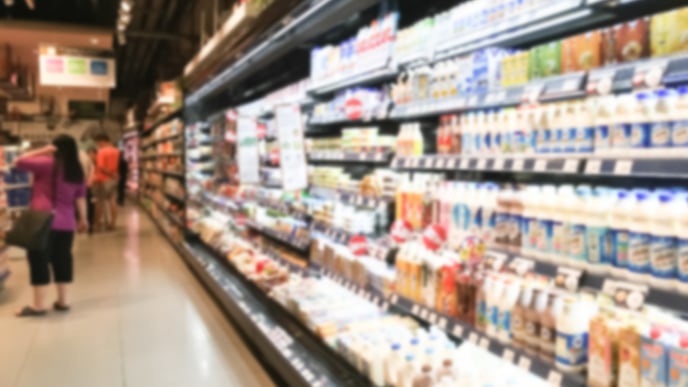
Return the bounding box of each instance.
[120,1,132,12]
[120,14,131,23]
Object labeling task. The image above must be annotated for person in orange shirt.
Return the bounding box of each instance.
[93,133,121,231]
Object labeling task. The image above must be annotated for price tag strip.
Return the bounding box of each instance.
[602,280,649,311]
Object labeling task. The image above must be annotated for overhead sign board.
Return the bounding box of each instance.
[38,46,116,88]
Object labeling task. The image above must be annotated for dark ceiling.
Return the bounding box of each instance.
[0,0,237,108]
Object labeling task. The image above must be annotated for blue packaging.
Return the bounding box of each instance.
[674,87,688,147]
[641,330,669,387]
[651,192,678,281]
[596,125,610,151]
[551,128,565,153]
[651,89,673,148]
[630,93,652,148]
[612,123,632,148]
[579,126,595,153]
[628,191,652,275]
[537,219,554,256]
[564,127,577,153]
[536,127,551,153]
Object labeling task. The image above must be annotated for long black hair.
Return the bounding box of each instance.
[52,134,84,184]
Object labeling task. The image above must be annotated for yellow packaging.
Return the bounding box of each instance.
[650,8,688,56]
[617,324,642,387]
[588,312,619,387]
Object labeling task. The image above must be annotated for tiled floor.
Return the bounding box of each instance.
[0,206,275,387]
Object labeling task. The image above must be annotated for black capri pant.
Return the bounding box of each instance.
[27,231,75,286]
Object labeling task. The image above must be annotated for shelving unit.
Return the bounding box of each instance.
[162,0,688,386]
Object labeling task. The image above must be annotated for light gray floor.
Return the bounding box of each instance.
[0,206,275,387]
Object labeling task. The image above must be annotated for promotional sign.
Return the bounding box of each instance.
[236,116,260,184]
[275,104,308,191]
[38,46,115,88]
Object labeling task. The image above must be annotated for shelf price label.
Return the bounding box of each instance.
[452,325,464,338]
[547,371,563,387]
[476,158,487,170]
[479,337,490,350]
[512,159,525,171]
[493,158,505,171]
[534,159,547,172]
[460,158,470,170]
[614,160,633,176]
[502,349,515,363]
[518,356,532,371]
[563,159,579,173]
[586,159,602,174]
[468,332,479,345]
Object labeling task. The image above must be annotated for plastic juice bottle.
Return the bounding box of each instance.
[521,185,540,257]
[610,190,633,278]
[508,187,524,254]
[385,343,405,386]
[586,188,613,273]
[486,277,505,339]
[673,86,688,148]
[499,109,512,153]
[627,190,653,283]
[538,185,557,262]
[595,95,615,154]
[563,102,579,153]
[481,184,498,246]
[492,110,503,154]
[511,283,531,351]
[630,92,652,150]
[612,94,633,150]
[579,100,596,153]
[651,89,675,148]
[495,187,512,250]
[552,185,575,264]
[539,292,563,363]
[649,191,678,289]
[413,123,424,157]
[396,353,417,387]
[498,280,522,344]
[437,116,447,154]
[568,185,591,268]
[677,194,688,294]
[450,115,463,155]
[555,296,597,373]
[475,275,491,332]
[510,108,524,154]
[524,288,542,356]
[551,103,566,153]
[462,114,473,155]
[483,110,494,155]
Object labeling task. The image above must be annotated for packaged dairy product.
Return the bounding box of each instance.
[610,190,633,277]
[498,280,522,344]
[552,185,576,264]
[651,89,676,148]
[668,334,688,387]
[674,87,688,148]
[568,185,591,267]
[507,187,524,254]
[523,287,542,356]
[579,100,596,153]
[595,95,615,153]
[611,94,634,149]
[563,102,579,153]
[627,190,653,282]
[511,283,531,351]
[555,296,596,373]
[641,327,670,387]
[551,103,565,153]
[618,323,642,387]
[521,185,540,257]
[537,185,557,261]
[586,188,614,273]
[385,343,405,386]
[649,191,678,288]
[539,291,563,364]
[486,277,506,339]
[588,311,620,387]
[397,353,418,387]
[676,194,688,294]
[630,92,652,149]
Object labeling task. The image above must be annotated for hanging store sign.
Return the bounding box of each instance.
[275,104,308,191]
[236,116,260,184]
[38,46,116,88]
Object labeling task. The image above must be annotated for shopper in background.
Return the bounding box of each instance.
[14,134,87,317]
[86,147,98,234]
[93,133,120,231]
[117,149,128,207]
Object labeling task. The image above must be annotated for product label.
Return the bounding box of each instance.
[537,128,551,153]
[628,231,651,274]
[565,127,577,153]
[612,123,631,148]
[540,326,556,358]
[513,130,525,153]
[650,235,677,279]
[596,124,610,150]
[668,346,688,387]
[511,313,524,338]
[508,214,522,247]
[569,223,587,262]
[478,299,488,327]
[630,123,651,148]
[641,337,669,387]
[484,133,492,152]
[579,126,595,153]
[525,319,540,345]
[500,309,511,338]
[587,226,609,266]
[556,331,589,367]
[495,213,510,245]
[473,207,483,234]
[552,221,567,259]
[494,132,502,151]
[474,133,482,153]
[490,305,500,330]
[651,122,672,147]
[536,219,554,254]
[677,239,688,283]
[673,120,688,146]
[612,229,629,268]
[522,216,534,251]
[552,128,565,153]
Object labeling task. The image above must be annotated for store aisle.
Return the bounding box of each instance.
[0,206,275,387]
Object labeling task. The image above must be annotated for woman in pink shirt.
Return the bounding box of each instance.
[14,135,88,317]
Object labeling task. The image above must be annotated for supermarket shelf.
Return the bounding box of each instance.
[256,198,310,223]
[157,169,185,178]
[181,240,373,387]
[308,66,398,96]
[310,220,353,246]
[312,263,585,387]
[245,219,311,253]
[141,202,185,250]
[393,153,688,180]
[140,152,183,160]
[308,150,394,164]
[392,154,585,175]
[336,191,393,210]
[307,110,391,126]
[486,248,688,317]
[164,191,186,203]
[141,133,183,148]
[143,106,183,134]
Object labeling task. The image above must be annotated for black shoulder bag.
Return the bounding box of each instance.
[5,167,55,253]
